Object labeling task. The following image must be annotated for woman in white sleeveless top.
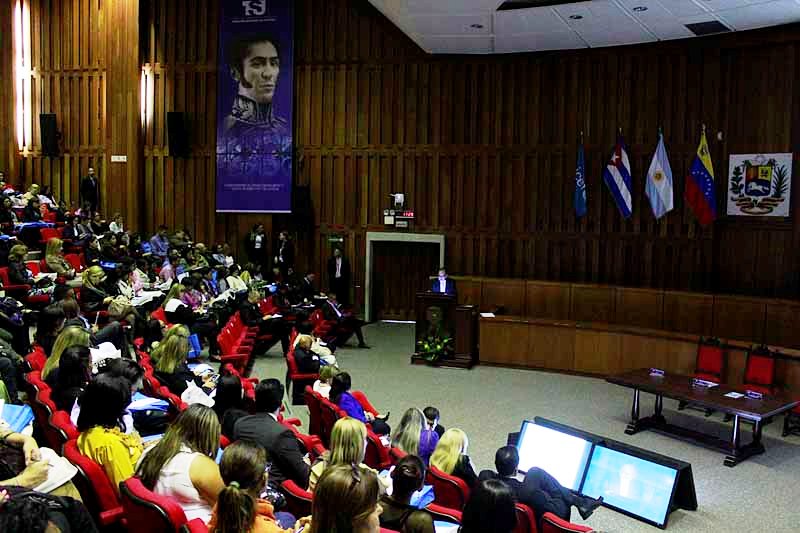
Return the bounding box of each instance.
[136,404,224,523]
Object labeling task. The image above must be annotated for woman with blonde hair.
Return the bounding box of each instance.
[152,329,208,395]
[309,417,386,491]
[8,244,53,295]
[429,428,478,489]
[41,325,91,380]
[163,283,220,357]
[390,407,439,464]
[310,464,382,533]
[81,265,139,325]
[136,404,224,523]
[45,237,79,284]
[150,324,190,364]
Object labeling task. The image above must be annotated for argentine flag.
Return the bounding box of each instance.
[602,134,633,218]
[645,131,674,219]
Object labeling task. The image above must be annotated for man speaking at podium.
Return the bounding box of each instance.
[431,268,457,297]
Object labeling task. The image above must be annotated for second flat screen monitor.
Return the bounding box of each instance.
[516,421,593,491]
[581,446,678,528]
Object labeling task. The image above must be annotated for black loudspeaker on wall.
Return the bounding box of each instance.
[167,111,190,158]
[40,113,60,157]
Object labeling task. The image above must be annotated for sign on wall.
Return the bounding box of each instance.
[727,153,793,217]
[216,0,294,213]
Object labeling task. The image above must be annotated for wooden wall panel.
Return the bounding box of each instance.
[525,281,571,320]
[765,301,800,349]
[570,284,615,323]
[480,279,526,316]
[712,295,767,343]
[615,287,664,330]
[662,291,714,336]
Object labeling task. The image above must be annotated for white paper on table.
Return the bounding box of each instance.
[724,392,745,399]
[480,312,496,318]
[34,273,57,282]
[34,447,78,493]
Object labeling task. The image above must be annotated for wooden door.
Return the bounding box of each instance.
[372,242,440,321]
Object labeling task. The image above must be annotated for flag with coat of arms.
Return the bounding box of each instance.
[574,136,587,218]
[602,133,633,218]
[645,130,674,219]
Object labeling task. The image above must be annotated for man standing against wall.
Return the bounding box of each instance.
[80,167,100,215]
[327,247,351,307]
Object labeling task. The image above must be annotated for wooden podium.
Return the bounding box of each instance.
[410,291,478,368]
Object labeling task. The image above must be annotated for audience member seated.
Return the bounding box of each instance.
[84,235,102,265]
[45,237,80,286]
[209,440,295,533]
[41,325,91,381]
[460,479,518,533]
[35,304,66,356]
[0,427,49,490]
[429,428,478,489]
[22,197,42,222]
[153,327,210,396]
[0,487,98,532]
[379,455,435,533]
[240,288,290,355]
[293,323,337,364]
[293,335,322,374]
[225,264,248,292]
[391,408,438,465]
[8,244,53,296]
[80,265,140,326]
[163,284,220,356]
[212,373,250,439]
[150,225,170,259]
[309,417,386,492]
[232,379,311,488]
[423,406,445,438]
[478,446,524,495]
[312,365,340,399]
[329,372,390,436]
[0,196,18,230]
[62,297,128,353]
[48,345,92,412]
[76,374,144,493]
[136,404,224,524]
[310,464,382,533]
[521,457,602,527]
[322,291,369,348]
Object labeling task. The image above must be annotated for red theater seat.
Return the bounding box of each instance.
[63,439,126,527]
[541,512,593,533]
[426,464,470,510]
[742,346,777,396]
[120,477,192,532]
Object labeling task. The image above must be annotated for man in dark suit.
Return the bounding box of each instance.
[322,291,369,348]
[232,379,310,488]
[326,247,351,307]
[298,272,317,302]
[80,167,100,214]
[274,230,295,276]
[431,267,457,296]
[480,446,602,528]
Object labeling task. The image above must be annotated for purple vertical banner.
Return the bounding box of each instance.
[216,0,293,213]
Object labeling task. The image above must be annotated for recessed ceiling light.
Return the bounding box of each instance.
[470,23,484,29]
[632,6,648,12]
[569,14,583,20]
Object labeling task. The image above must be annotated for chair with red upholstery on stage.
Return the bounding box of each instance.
[514,503,539,533]
[541,512,593,533]
[679,337,725,415]
[120,477,195,533]
[63,439,126,528]
[426,464,470,510]
[742,345,777,395]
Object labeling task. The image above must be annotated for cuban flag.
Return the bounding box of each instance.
[602,134,633,218]
[574,140,587,218]
[685,129,717,226]
[645,131,674,219]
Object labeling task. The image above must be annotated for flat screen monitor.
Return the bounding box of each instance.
[515,420,593,491]
[581,446,678,528]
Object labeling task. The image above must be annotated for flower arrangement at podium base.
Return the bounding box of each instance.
[415,332,454,365]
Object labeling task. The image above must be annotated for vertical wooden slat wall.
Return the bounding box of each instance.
[1,0,799,305]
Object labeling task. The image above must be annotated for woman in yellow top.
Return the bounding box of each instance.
[208,440,295,533]
[308,417,387,492]
[77,374,143,493]
[41,325,91,380]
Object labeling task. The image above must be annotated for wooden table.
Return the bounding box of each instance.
[607,369,800,467]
